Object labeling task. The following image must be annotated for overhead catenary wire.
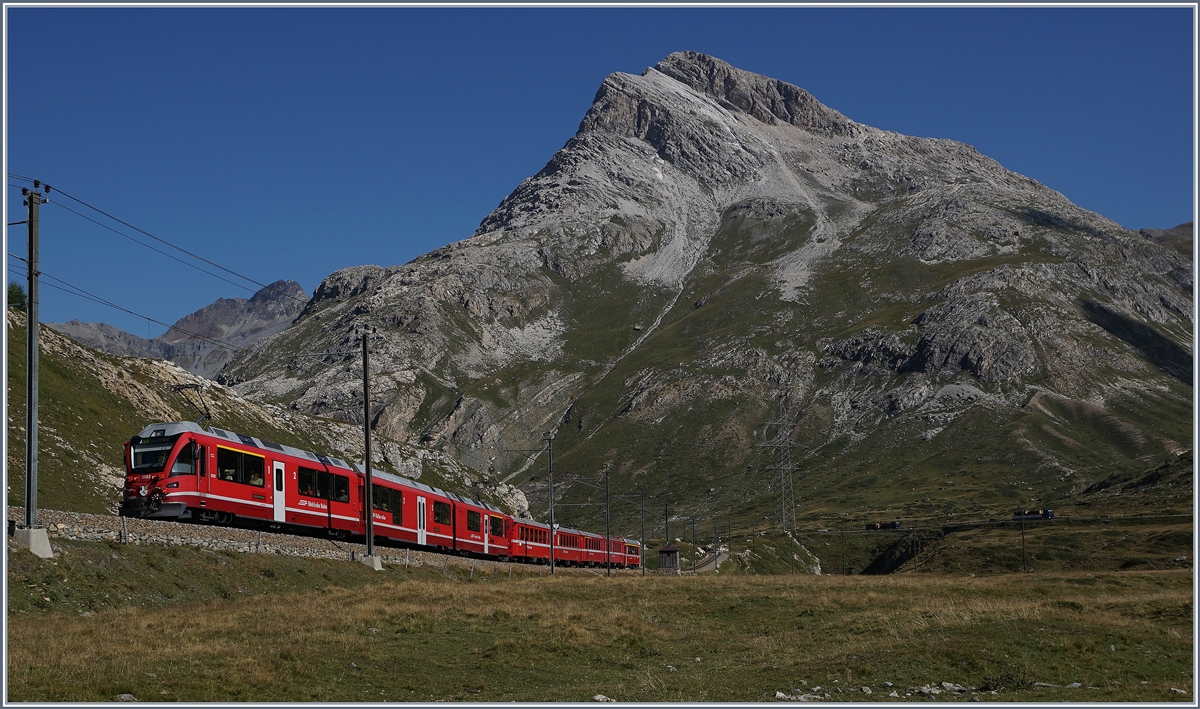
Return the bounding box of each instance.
[8,263,241,353]
[7,173,308,307]
[6,262,242,354]
[46,200,268,300]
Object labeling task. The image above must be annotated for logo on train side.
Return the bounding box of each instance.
[298,499,328,510]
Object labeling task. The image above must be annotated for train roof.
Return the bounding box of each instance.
[135,421,500,513]
[508,518,638,544]
[513,518,550,530]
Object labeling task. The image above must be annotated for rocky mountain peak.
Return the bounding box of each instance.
[651,51,855,134]
[248,279,309,307]
[51,279,309,380]
[222,53,1191,532]
[157,279,308,344]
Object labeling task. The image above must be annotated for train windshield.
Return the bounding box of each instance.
[130,435,181,474]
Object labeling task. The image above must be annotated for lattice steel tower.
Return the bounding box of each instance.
[759,402,799,533]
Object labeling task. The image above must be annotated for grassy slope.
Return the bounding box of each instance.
[6,311,497,516]
[7,537,1193,702]
[517,207,1192,539]
[7,315,147,514]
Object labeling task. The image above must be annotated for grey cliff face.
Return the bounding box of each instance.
[220,52,1192,521]
[51,280,308,379]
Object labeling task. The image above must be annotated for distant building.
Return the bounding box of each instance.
[658,543,680,575]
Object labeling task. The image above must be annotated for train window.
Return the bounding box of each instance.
[490,516,504,537]
[371,487,400,523]
[298,466,322,497]
[217,448,237,481]
[216,447,265,487]
[433,501,451,526]
[330,474,349,503]
[245,455,264,487]
[170,443,195,477]
[131,435,180,474]
[467,510,481,532]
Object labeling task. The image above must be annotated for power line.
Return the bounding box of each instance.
[7,174,308,307]
[6,262,242,354]
[47,200,264,299]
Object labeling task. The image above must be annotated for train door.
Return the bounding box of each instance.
[483,514,490,556]
[272,461,286,523]
[197,444,211,495]
[327,471,357,534]
[416,496,427,546]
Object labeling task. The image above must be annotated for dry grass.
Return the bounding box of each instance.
[7,542,1193,702]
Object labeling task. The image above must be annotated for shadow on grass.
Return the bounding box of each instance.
[1081,301,1192,386]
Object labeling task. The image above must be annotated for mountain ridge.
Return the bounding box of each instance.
[49,279,309,379]
[92,52,1194,530]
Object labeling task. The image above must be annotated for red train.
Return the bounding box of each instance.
[864,521,902,530]
[119,421,641,569]
[1012,508,1055,521]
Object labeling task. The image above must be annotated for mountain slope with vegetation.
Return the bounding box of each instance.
[7,309,525,517]
[102,53,1198,533]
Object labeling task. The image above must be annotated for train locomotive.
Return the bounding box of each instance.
[120,421,641,569]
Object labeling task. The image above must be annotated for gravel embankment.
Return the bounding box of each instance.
[7,507,619,575]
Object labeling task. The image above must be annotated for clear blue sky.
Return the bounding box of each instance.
[4,6,1194,337]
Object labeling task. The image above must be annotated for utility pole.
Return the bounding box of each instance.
[841,528,845,575]
[604,468,611,576]
[15,183,52,558]
[913,527,920,573]
[727,515,732,570]
[360,331,379,569]
[1021,515,1027,573]
[692,516,697,575]
[639,484,645,577]
[546,433,555,574]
